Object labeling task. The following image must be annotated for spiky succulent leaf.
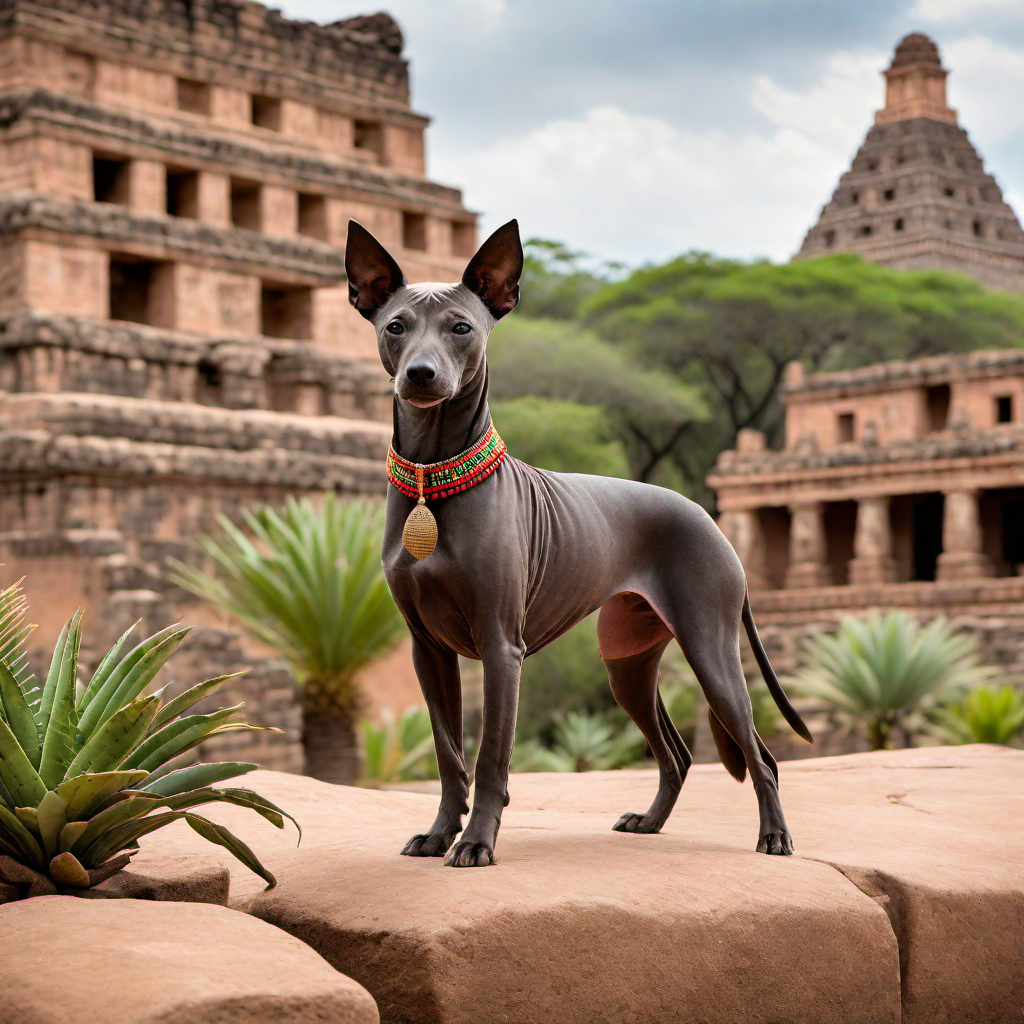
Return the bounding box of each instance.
[77,621,137,710]
[76,624,185,737]
[0,579,36,706]
[70,793,163,858]
[64,695,161,779]
[119,706,246,773]
[58,820,89,852]
[35,617,72,739]
[141,762,258,797]
[184,813,276,889]
[0,714,46,807]
[0,661,41,770]
[37,612,83,788]
[80,810,188,869]
[35,790,68,859]
[151,673,242,730]
[56,770,150,821]
[0,804,43,868]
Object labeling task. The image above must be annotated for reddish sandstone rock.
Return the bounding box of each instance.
[0,897,378,1024]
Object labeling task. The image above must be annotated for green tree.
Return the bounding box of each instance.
[487,316,706,484]
[582,253,1024,507]
[170,495,405,785]
[788,610,997,750]
[518,238,623,320]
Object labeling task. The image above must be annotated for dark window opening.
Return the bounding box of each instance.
[884,188,895,201]
[176,78,210,116]
[297,193,327,240]
[251,94,281,131]
[972,220,983,237]
[166,169,199,218]
[824,229,836,248]
[867,158,879,171]
[196,359,222,405]
[109,256,172,327]
[944,187,955,197]
[93,155,129,204]
[230,179,261,231]
[452,220,476,258]
[996,395,1014,423]
[911,493,944,582]
[757,506,791,590]
[927,384,950,431]
[261,283,312,340]
[837,413,855,443]
[1003,498,1024,576]
[858,224,873,237]
[354,120,383,160]
[824,500,857,586]
[944,218,953,230]
[851,191,860,204]
[894,218,904,231]
[402,212,427,251]
[896,151,906,165]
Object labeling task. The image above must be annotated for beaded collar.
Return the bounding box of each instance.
[387,423,507,503]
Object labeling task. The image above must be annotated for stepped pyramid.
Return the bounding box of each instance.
[795,33,1024,292]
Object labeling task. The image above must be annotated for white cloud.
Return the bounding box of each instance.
[911,0,1021,23]
[434,51,885,264]
[943,35,1024,144]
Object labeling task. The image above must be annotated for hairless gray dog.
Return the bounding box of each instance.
[346,218,812,868]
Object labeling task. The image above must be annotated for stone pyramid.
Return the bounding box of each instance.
[795,33,1024,292]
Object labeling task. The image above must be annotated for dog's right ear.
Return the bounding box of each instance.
[345,220,405,320]
[462,219,523,320]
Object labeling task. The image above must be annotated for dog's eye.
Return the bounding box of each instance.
[451,322,472,335]
[385,320,405,336]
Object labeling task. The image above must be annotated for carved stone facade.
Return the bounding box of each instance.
[795,33,1024,293]
[710,351,1024,711]
[0,0,477,770]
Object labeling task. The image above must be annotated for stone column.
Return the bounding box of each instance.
[937,490,993,581]
[721,509,767,590]
[785,503,831,588]
[848,497,896,585]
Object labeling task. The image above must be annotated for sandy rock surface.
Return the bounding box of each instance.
[0,896,378,1024]
[98,746,1023,1024]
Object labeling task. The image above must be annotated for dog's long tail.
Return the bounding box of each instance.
[742,593,813,743]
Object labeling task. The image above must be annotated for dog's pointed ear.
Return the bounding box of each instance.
[462,219,523,320]
[345,220,405,320]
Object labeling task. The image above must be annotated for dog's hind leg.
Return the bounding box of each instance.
[598,593,689,834]
[401,638,469,858]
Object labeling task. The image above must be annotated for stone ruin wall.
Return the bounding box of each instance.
[0,0,479,771]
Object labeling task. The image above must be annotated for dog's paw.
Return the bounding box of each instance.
[612,812,663,834]
[443,839,494,867]
[756,831,794,855]
[401,832,454,857]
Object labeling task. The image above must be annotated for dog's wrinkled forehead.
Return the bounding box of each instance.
[376,282,494,331]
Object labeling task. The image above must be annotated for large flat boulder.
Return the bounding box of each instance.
[117,747,1023,1024]
[0,896,378,1024]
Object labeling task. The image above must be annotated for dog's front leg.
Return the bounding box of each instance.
[402,639,469,857]
[444,636,524,867]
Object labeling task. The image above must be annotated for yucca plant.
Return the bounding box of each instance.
[511,711,646,773]
[360,707,439,786]
[170,495,406,785]
[788,610,996,750]
[939,684,1024,746]
[0,579,297,903]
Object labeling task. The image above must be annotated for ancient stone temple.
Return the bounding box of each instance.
[0,0,476,769]
[795,33,1024,293]
[710,350,1024,732]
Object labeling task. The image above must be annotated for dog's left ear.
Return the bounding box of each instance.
[462,219,523,320]
[346,220,406,320]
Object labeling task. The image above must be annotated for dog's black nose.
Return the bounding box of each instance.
[406,363,436,386]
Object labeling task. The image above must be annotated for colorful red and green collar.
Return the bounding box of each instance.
[387,423,507,502]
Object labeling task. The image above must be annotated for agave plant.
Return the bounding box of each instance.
[939,684,1024,746]
[170,495,406,785]
[0,579,297,903]
[511,711,646,773]
[360,707,439,786]
[788,610,996,750]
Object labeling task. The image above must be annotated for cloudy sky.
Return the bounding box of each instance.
[278,0,1024,266]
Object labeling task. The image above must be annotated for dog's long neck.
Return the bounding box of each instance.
[391,361,492,465]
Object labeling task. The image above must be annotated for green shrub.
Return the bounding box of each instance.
[0,580,296,902]
[360,707,439,785]
[939,684,1024,746]
[511,711,645,773]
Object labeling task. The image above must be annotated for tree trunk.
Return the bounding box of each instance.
[301,679,361,784]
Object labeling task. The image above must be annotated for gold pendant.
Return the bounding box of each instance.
[403,497,437,560]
